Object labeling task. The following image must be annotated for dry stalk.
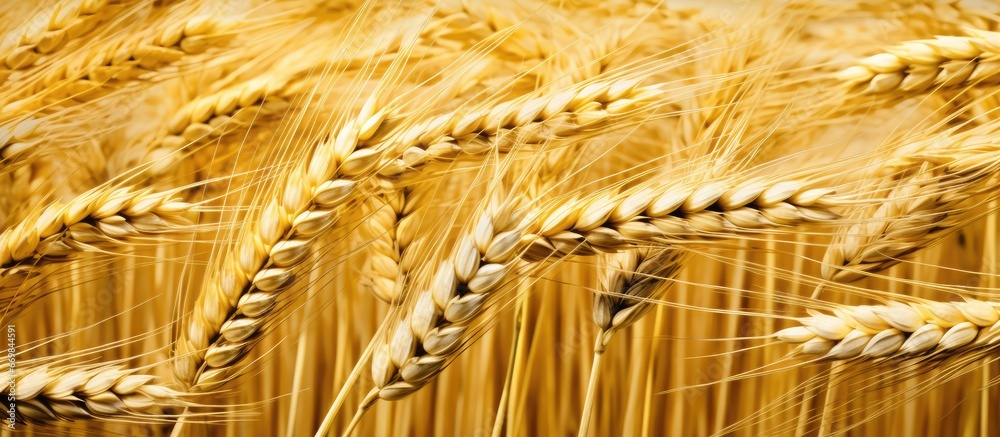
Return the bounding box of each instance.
[579,248,686,436]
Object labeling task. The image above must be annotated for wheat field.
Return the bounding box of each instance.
[3,0,1000,436]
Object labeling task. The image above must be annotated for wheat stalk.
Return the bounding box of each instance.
[838,29,1000,94]
[1,364,186,425]
[774,299,1000,361]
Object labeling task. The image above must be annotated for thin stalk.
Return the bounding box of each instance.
[578,336,605,437]
[315,329,380,436]
[640,305,666,437]
[343,388,380,437]
[492,297,526,437]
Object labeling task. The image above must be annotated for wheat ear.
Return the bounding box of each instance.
[0,185,193,288]
[580,248,686,436]
[521,177,839,261]
[822,143,1000,282]
[145,73,310,176]
[431,0,556,61]
[5,9,237,112]
[366,197,531,404]
[172,98,391,391]
[774,299,1000,361]
[593,248,686,352]
[838,29,1000,94]
[0,0,119,82]
[0,116,42,162]
[1,364,186,425]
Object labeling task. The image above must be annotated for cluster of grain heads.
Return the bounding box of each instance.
[363,175,838,395]
[350,77,672,305]
[774,299,1000,361]
[360,174,838,421]
[172,99,389,392]
[839,29,1000,94]
[357,77,665,303]
[0,185,192,292]
[822,142,1000,282]
[1,365,185,425]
